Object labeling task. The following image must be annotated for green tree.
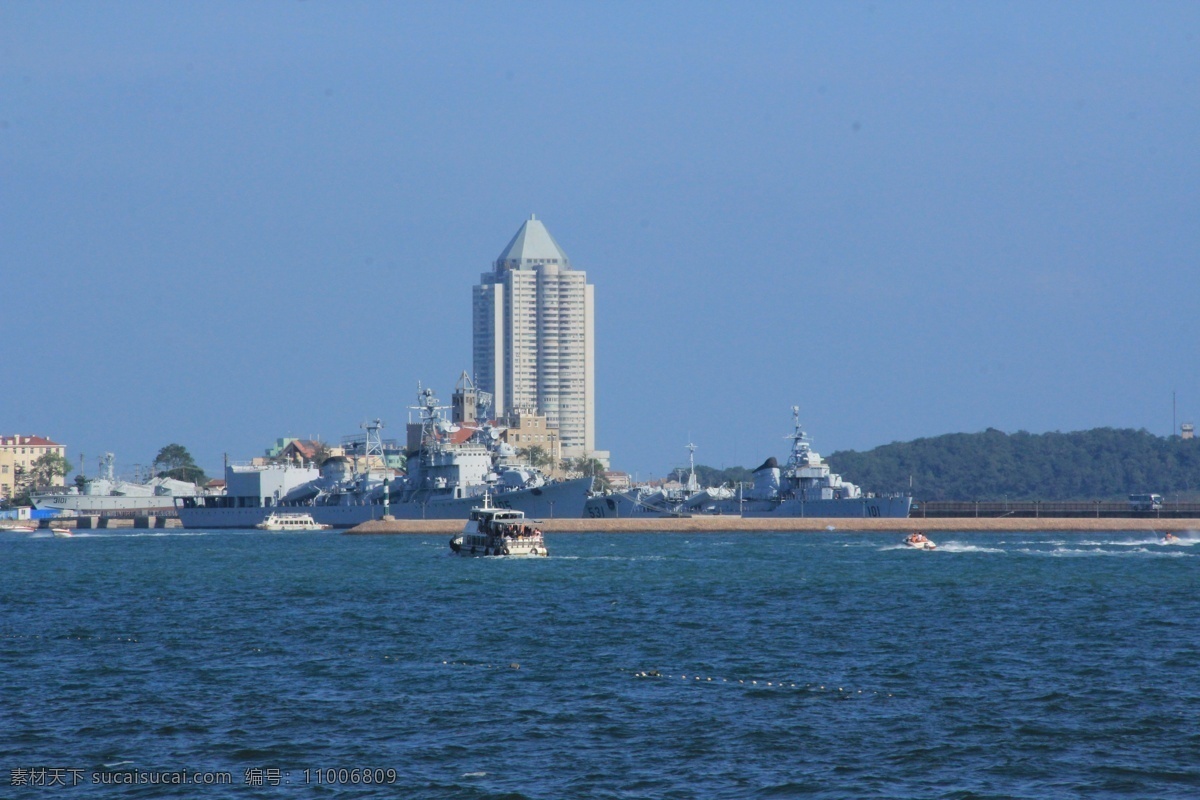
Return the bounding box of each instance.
[29,452,73,489]
[825,426,1200,502]
[312,442,333,466]
[10,465,31,506]
[517,445,551,469]
[563,457,611,492]
[153,444,207,485]
[693,464,752,489]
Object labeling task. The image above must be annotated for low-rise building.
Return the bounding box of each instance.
[499,408,563,475]
[602,471,631,491]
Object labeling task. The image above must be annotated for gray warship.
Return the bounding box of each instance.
[175,386,592,529]
[31,453,202,515]
[584,443,735,518]
[710,406,912,518]
[585,408,911,519]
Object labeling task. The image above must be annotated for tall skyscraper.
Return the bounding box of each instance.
[473,215,596,460]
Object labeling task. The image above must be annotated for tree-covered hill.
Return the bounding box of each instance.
[825,427,1200,502]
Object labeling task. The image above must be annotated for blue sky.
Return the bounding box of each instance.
[3,2,1198,480]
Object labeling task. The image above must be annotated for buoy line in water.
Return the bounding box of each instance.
[621,667,893,697]
[441,659,522,670]
[437,661,893,697]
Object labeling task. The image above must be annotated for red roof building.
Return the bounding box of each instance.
[1,434,68,499]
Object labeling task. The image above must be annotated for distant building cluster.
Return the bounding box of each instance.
[259,433,406,473]
[14,217,608,504]
[427,372,566,476]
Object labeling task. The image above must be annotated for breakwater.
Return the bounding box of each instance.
[346,516,1200,534]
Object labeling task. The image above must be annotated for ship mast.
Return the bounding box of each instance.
[361,418,385,469]
[786,406,812,470]
[411,386,452,465]
[685,441,699,492]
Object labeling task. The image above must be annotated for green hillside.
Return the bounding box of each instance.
[825,427,1200,502]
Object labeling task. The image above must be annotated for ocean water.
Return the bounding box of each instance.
[2,528,1199,799]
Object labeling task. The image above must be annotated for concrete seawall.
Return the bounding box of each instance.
[346,517,1200,534]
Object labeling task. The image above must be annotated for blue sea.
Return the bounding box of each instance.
[2,528,1198,798]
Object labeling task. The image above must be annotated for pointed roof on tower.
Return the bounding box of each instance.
[495,214,571,271]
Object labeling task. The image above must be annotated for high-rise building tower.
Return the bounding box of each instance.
[473,215,596,459]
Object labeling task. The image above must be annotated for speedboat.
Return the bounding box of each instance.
[4,525,36,533]
[450,494,548,557]
[903,532,936,550]
[255,512,331,531]
[51,527,73,538]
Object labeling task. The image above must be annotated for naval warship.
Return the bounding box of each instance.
[31,453,202,515]
[585,408,911,519]
[709,407,912,518]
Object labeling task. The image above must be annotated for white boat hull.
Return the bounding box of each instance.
[449,535,547,557]
[31,495,182,514]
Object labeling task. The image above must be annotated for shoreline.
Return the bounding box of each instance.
[345,516,1200,534]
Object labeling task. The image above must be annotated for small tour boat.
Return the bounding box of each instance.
[903,532,936,550]
[255,512,332,532]
[450,494,548,557]
[5,526,36,533]
[51,527,73,538]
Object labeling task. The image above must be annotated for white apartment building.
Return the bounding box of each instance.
[473,215,596,460]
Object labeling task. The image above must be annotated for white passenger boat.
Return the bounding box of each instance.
[4,525,37,533]
[450,495,548,557]
[255,512,331,532]
[903,532,936,550]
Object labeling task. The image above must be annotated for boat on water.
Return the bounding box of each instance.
[1161,532,1181,544]
[903,532,936,550]
[255,512,331,531]
[5,525,37,533]
[585,443,736,519]
[176,386,592,529]
[450,494,548,557]
[31,453,204,515]
[51,527,73,538]
[702,407,912,518]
